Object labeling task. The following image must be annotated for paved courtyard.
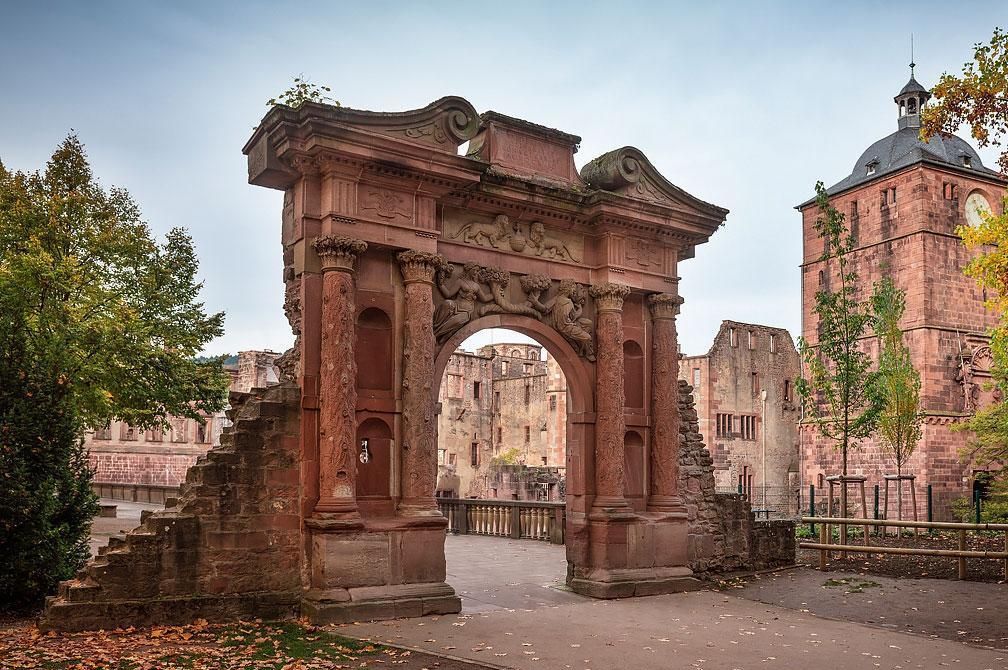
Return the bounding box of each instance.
[90,506,1008,668]
[342,535,1008,670]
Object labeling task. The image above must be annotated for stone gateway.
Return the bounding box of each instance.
[42,97,795,632]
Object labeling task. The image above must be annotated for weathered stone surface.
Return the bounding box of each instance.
[42,384,302,632]
[677,380,795,574]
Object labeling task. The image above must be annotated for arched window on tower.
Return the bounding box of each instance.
[908,98,917,114]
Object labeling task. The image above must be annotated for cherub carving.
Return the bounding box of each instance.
[543,279,595,361]
[433,263,494,343]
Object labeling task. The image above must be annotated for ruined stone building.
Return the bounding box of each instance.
[435,342,566,499]
[799,68,1007,518]
[87,350,280,494]
[679,321,801,511]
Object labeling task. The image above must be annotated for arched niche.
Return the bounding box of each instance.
[623,340,645,409]
[356,307,393,392]
[356,417,392,500]
[623,430,645,502]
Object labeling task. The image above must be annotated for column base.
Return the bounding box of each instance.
[589,496,636,521]
[568,566,699,599]
[646,495,688,516]
[397,500,443,518]
[302,582,460,625]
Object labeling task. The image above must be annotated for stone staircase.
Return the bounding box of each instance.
[42,383,304,632]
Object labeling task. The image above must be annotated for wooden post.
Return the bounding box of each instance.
[1003,530,1007,582]
[860,480,869,546]
[819,520,828,570]
[883,479,889,537]
[958,529,967,580]
[910,478,919,538]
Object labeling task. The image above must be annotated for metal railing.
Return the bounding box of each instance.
[800,516,1008,580]
[716,485,800,519]
[436,498,565,544]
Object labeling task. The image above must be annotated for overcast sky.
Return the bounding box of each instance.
[1,2,1004,357]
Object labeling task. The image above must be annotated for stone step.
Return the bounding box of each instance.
[65,581,101,603]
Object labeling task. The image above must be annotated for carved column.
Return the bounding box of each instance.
[397,250,445,517]
[312,236,367,521]
[647,293,685,512]
[589,282,632,514]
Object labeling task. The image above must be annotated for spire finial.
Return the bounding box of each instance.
[910,33,915,76]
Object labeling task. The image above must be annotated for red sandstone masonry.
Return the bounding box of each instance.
[41,384,303,632]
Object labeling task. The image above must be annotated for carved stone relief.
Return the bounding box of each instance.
[445,213,582,263]
[958,344,998,414]
[276,278,303,382]
[360,187,411,220]
[432,263,596,361]
[626,237,662,268]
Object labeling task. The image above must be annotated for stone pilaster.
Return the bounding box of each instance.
[397,250,446,517]
[312,235,367,522]
[588,282,632,515]
[648,293,685,513]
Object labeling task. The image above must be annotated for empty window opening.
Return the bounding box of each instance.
[470,442,479,467]
[524,426,531,443]
[770,333,776,353]
[729,327,737,347]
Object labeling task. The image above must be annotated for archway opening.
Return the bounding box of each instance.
[432,324,588,609]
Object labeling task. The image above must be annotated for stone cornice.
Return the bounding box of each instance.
[648,293,684,320]
[397,250,447,284]
[312,236,367,272]
[590,282,631,312]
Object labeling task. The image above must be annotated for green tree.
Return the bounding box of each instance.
[923,27,1008,486]
[796,182,883,517]
[0,136,228,607]
[921,27,1008,173]
[871,276,922,518]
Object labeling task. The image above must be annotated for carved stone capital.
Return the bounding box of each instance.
[397,250,446,284]
[648,293,684,320]
[312,235,367,272]
[589,282,631,313]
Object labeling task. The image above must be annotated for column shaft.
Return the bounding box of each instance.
[648,293,685,512]
[589,282,631,513]
[397,250,444,517]
[312,236,366,520]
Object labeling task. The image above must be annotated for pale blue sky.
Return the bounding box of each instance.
[1,2,1004,356]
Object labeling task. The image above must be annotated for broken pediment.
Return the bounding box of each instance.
[580,146,727,218]
[245,96,480,187]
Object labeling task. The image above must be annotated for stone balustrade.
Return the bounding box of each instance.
[436,498,565,544]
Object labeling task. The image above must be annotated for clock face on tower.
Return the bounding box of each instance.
[965,191,992,227]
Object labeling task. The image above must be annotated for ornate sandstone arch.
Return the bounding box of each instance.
[249,98,726,620]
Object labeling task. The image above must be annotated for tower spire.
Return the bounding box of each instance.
[910,33,915,77]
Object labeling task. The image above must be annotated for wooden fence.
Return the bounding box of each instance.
[437,498,565,544]
[801,516,1008,579]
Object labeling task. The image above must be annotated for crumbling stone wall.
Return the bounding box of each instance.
[41,384,303,632]
[678,381,795,574]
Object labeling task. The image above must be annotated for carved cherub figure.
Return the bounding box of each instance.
[433,262,494,342]
[544,279,595,361]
